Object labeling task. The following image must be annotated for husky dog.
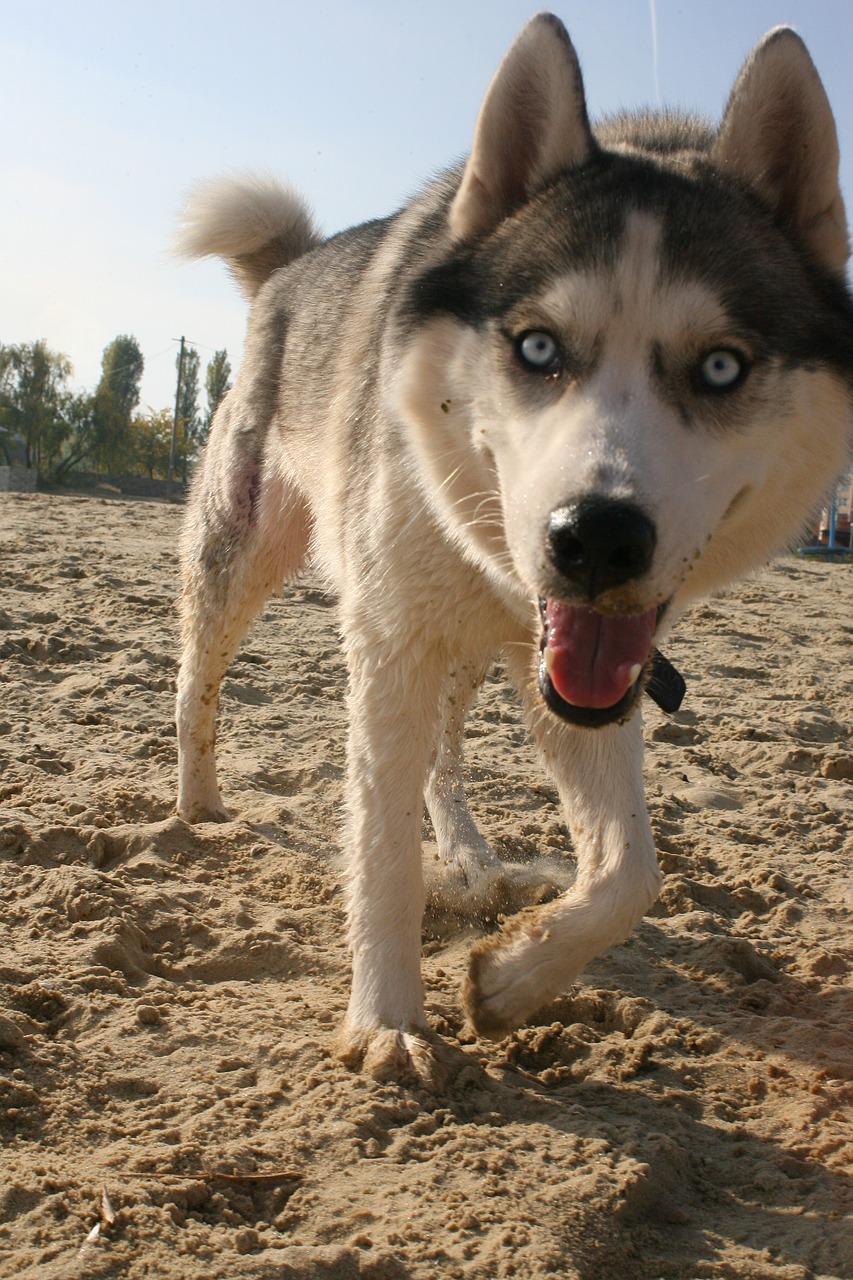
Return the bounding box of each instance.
[176,15,853,1083]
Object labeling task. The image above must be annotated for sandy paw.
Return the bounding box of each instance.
[462,912,565,1039]
[335,1024,449,1089]
[176,798,231,824]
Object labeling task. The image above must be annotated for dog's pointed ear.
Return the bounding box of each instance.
[714,28,849,273]
[449,14,594,242]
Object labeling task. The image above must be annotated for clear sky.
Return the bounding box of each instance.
[3,0,853,414]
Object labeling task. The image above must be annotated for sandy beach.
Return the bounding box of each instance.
[0,491,850,1280]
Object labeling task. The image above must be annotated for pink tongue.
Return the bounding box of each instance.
[544,601,657,709]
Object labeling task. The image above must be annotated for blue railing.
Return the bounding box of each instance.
[797,497,852,562]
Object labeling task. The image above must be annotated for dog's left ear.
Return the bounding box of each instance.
[715,28,849,273]
[449,14,594,242]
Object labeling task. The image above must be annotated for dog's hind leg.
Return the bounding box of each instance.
[462,648,661,1038]
[425,658,501,884]
[425,655,573,923]
[176,428,310,823]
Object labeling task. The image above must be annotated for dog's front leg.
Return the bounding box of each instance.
[463,711,661,1038]
[336,640,445,1085]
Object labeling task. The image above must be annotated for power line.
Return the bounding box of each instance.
[147,344,179,364]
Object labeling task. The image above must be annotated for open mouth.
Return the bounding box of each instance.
[538,598,669,727]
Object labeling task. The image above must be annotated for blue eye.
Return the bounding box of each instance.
[517,330,561,373]
[698,349,745,390]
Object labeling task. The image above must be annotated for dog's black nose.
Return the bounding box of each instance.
[546,498,656,599]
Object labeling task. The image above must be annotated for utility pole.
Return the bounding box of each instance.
[167,335,186,500]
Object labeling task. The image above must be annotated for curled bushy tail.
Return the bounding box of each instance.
[175,174,322,300]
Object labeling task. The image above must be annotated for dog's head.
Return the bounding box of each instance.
[393,14,853,725]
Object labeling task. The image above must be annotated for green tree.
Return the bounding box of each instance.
[92,335,144,473]
[50,392,99,483]
[176,345,201,469]
[0,340,73,469]
[129,408,175,480]
[201,348,232,445]
[0,346,15,463]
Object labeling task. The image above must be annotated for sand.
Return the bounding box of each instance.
[0,491,850,1280]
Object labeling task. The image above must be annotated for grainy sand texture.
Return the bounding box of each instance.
[1,492,851,1280]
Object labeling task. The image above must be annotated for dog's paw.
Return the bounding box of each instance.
[462,909,568,1039]
[335,1023,449,1089]
[176,798,230,824]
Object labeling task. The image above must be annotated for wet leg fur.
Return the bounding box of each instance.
[176,426,311,823]
[335,637,447,1083]
[425,659,502,884]
[424,655,570,923]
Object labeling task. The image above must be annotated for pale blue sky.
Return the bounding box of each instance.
[3,1,853,412]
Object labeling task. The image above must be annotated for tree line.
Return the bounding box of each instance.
[0,336,232,486]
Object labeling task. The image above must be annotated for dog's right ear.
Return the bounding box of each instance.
[714,28,849,273]
[449,14,594,242]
